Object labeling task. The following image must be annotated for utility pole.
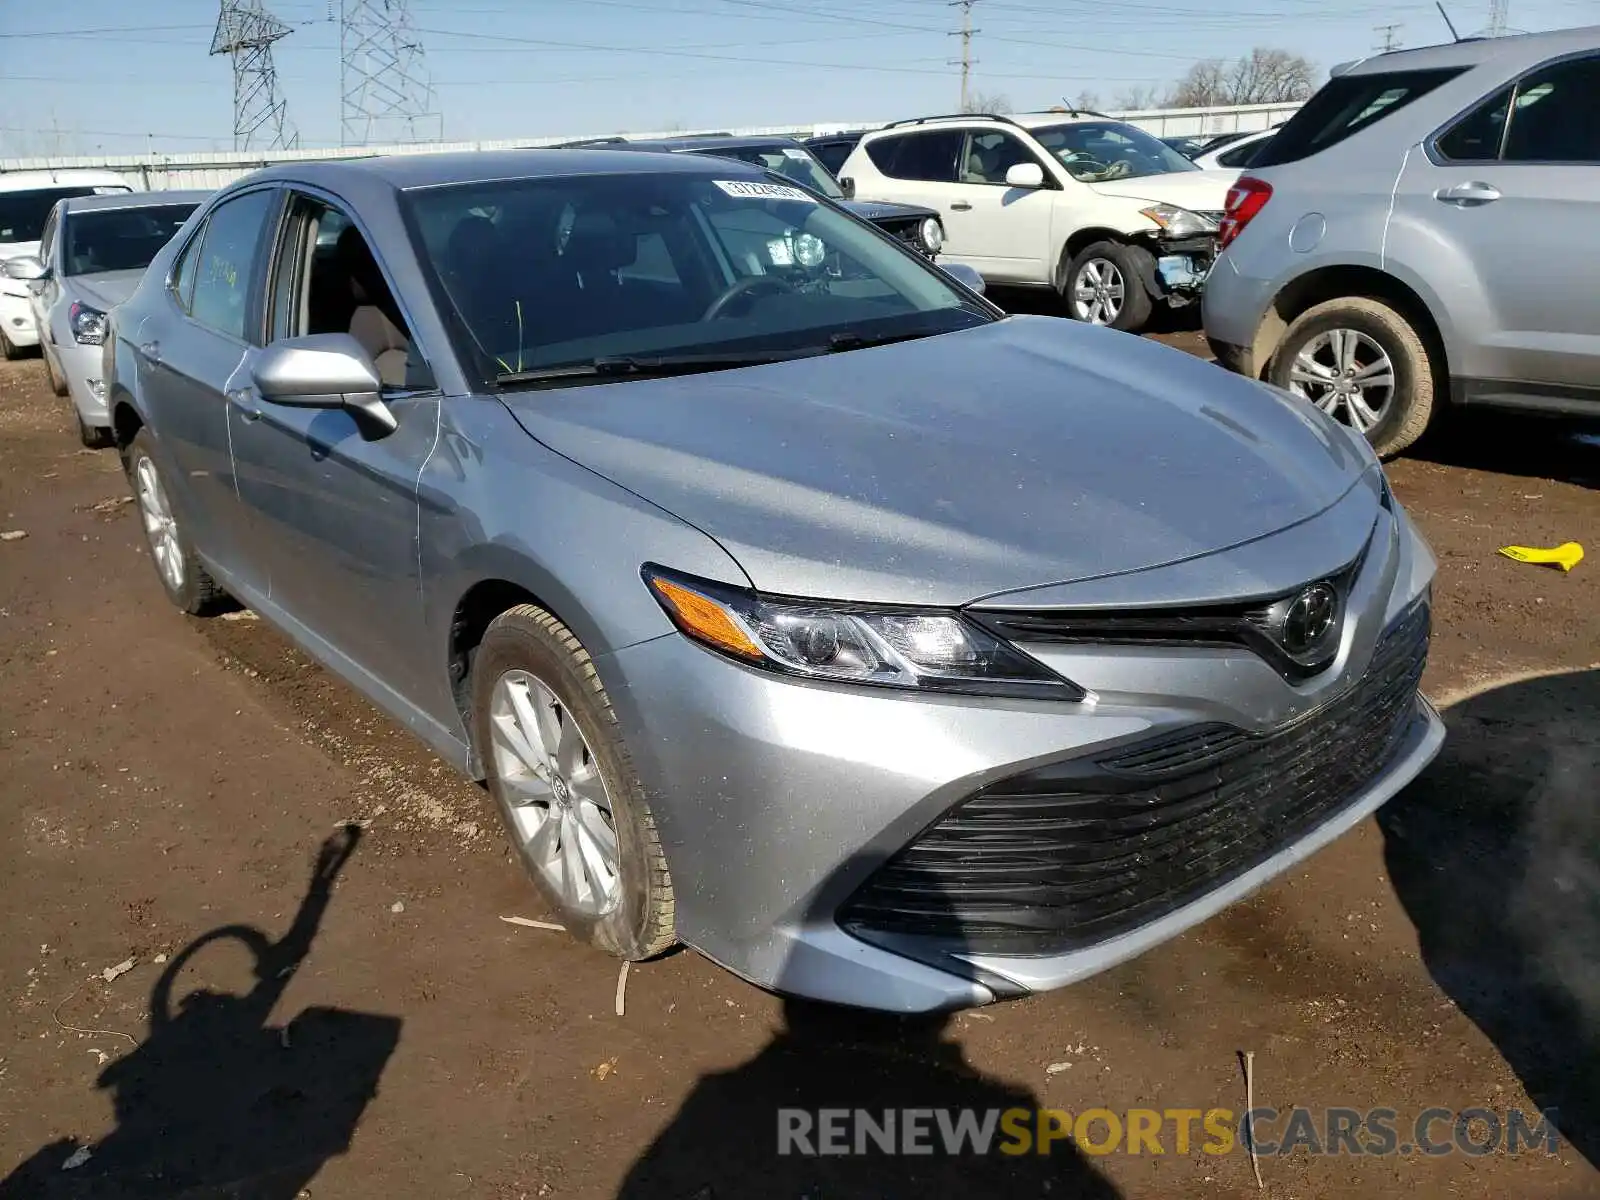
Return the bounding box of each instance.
[1487,0,1509,36]
[949,0,978,112]
[210,0,300,151]
[1374,22,1403,51]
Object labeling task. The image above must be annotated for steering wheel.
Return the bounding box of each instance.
[702,274,796,321]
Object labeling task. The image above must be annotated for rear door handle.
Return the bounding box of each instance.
[1435,181,1501,205]
[950,201,973,211]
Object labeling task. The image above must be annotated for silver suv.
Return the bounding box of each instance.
[1203,27,1600,457]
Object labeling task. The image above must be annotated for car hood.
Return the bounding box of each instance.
[839,198,938,223]
[65,268,146,312]
[1087,169,1235,212]
[500,316,1371,606]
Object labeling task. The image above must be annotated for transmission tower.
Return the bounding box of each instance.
[340,0,442,146]
[949,0,979,112]
[1487,0,1509,36]
[211,0,300,151]
[1374,22,1403,51]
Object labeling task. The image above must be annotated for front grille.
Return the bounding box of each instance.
[840,600,1430,957]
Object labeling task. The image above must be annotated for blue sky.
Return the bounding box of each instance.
[0,0,1593,156]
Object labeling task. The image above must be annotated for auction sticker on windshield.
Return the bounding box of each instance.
[714,180,816,202]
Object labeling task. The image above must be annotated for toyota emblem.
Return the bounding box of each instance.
[1282,583,1339,656]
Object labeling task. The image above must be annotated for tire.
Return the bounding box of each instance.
[44,348,68,396]
[1062,240,1154,332]
[124,429,230,615]
[470,604,676,961]
[0,328,20,361]
[1267,296,1435,460]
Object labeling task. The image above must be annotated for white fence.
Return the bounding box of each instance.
[0,104,1302,191]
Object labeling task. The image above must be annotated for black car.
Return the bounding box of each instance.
[802,129,870,177]
[602,135,944,258]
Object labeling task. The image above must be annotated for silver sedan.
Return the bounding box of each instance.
[10,190,209,446]
[103,151,1443,1012]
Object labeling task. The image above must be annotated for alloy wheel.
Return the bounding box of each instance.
[1286,328,1396,433]
[134,455,185,593]
[489,669,622,918]
[1071,258,1125,325]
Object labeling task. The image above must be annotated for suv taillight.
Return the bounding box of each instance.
[1218,176,1273,251]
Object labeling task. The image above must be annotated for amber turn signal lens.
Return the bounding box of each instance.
[648,577,763,660]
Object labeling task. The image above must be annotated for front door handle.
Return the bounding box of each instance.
[950,201,973,211]
[1435,181,1501,205]
[226,387,261,421]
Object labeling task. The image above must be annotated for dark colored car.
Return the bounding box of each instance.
[1160,135,1210,159]
[607,136,945,258]
[803,130,871,177]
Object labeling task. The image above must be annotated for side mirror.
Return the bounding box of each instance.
[838,176,856,199]
[4,256,46,281]
[1004,162,1045,189]
[941,262,986,295]
[250,333,397,437]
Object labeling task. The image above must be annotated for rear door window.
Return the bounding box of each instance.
[1254,68,1466,166]
[1501,55,1600,163]
[865,130,963,182]
[1435,85,1513,161]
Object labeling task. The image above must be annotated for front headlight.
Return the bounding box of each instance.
[643,566,1084,700]
[919,216,944,253]
[70,301,107,346]
[1139,204,1216,240]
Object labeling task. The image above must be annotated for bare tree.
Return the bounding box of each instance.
[1112,84,1164,111]
[963,90,1013,114]
[1167,47,1315,106]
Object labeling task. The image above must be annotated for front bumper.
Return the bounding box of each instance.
[52,339,110,426]
[0,292,39,348]
[602,498,1440,1012]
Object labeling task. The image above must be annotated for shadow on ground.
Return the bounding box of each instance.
[0,825,401,1200]
[617,856,1122,1198]
[1413,410,1600,489]
[1381,669,1600,1167]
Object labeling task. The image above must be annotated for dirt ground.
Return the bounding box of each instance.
[1,328,1597,1199]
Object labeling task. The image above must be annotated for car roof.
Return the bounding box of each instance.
[618,135,807,154]
[244,147,769,192]
[1335,23,1600,75]
[58,189,212,214]
[0,169,133,194]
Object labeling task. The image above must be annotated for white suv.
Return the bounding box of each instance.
[839,113,1236,332]
[0,169,134,358]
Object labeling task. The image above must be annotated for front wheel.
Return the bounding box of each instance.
[471,604,676,961]
[1267,296,1435,459]
[1062,241,1154,332]
[0,328,22,361]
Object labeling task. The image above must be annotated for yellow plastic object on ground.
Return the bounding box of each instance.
[1497,542,1585,571]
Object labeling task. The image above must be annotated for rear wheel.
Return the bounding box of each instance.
[125,430,229,614]
[471,604,676,961]
[1268,296,1435,459]
[1063,241,1154,332]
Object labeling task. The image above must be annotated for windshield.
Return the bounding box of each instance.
[0,187,102,244]
[700,145,844,199]
[406,172,989,385]
[1028,122,1199,182]
[63,203,199,275]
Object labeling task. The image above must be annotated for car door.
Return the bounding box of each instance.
[226,189,442,709]
[1393,52,1600,397]
[136,186,281,592]
[27,204,61,350]
[947,129,1055,283]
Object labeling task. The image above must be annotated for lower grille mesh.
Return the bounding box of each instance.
[840,601,1430,956]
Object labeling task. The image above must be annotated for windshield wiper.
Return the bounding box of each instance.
[825,326,965,352]
[494,348,825,388]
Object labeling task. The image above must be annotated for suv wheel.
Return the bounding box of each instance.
[471,604,676,961]
[1063,241,1153,332]
[1268,296,1435,459]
